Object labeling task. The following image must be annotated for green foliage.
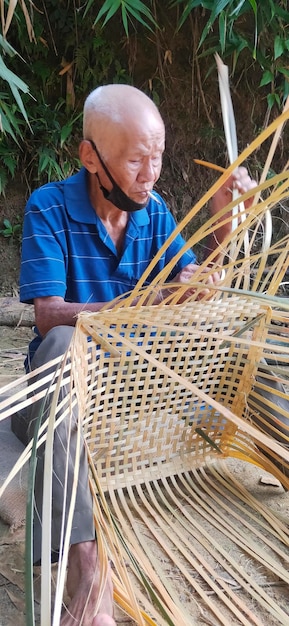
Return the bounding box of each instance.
[24,98,82,185]
[84,0,157,36]
[1,0,289,198]
[0,216,22,243]
[0,0,131,194]
[0,34,33,141]
[170,0,289,110]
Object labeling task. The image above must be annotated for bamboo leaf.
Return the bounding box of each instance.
[9,82,32,130]
[3,0,18,36]
[0,55,30,92]
[121,4,129,36]
[219,11,227,53]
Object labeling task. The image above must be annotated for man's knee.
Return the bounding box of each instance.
[11,326,74,445]
[32,325,74,369]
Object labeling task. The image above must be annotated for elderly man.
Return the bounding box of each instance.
[15,84,256,625]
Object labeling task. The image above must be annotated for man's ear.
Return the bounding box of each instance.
[79,140,98,173]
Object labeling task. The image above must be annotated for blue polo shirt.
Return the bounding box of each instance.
[20,167,196,362]
[20,167,196,304]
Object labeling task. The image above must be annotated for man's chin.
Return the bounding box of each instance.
[133,194,150,208]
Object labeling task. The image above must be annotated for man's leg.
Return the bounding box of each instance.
[61,540,116,626]
[22,325,95,563]
[13,325,116,624]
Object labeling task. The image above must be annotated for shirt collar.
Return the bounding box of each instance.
[64,166,151,226]
[64,167,96,223]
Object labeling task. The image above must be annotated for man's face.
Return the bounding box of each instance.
[95,113,165,205]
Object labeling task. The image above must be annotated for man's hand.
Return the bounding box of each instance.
[161,263,222,303]
[210,166,258,220]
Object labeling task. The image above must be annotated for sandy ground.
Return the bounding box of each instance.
[0,325,289,626]
[0,326,33,626]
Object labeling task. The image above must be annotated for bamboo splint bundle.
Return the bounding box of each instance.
[1,284,289,625]
[70,250,289,626]
[68,254,289,625]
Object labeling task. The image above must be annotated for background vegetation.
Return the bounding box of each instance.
[0,0,289,290]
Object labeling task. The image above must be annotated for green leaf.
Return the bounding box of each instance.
[219,11,227,53]
[95,0,121,25]
[267,92,280,109]
[230,0,250,17]
[0,55,30,93]
[170,0,203,30]
[274,35,284,60]
[60,123,73,148]
[271,3,289,21]
[0,169,8,195]
[121,4,129,37]
[0,33,18,58]
[83,0,94,17]
[83,0,96,18]
[3,155,18,176]
[198,0,233,49]
[39,152,50,173]
[125,0,155,20]
[260,70,274,87]
[125,4,155,31]
[0,55,33,136]
[278,68,289,78]
[283,79,289,100]
[94,0,156,34]
[247,0,257,13]
[9,82,32,131]
[100,2,121,28]
[0,101,20,142]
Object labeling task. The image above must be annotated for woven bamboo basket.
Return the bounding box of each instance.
[0,99,289,625]
[71,284,289,626]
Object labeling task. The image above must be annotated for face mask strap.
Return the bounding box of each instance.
[89,140,115,186]
[88,139,149,212]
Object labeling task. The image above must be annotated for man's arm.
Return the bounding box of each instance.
[161,167,258,303]
[204,166,257,257]
[34,296,107,337]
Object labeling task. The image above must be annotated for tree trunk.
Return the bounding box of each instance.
[0,298,34,327]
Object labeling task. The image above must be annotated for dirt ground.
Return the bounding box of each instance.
[0,326,32,626]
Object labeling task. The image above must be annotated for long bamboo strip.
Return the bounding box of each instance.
[208,463,289,542]
[88,457,151,625]
[176,473,289,582]
[110,487,189,625]
[196,464,289,545]
[142,479,263,626]
[156,475,289,623]
[124,484,231,626]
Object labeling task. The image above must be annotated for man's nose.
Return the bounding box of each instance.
[138,159,156,182]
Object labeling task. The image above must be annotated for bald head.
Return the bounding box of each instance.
[83,84,164,155]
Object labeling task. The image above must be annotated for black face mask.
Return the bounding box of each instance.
[90,140,149,212]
